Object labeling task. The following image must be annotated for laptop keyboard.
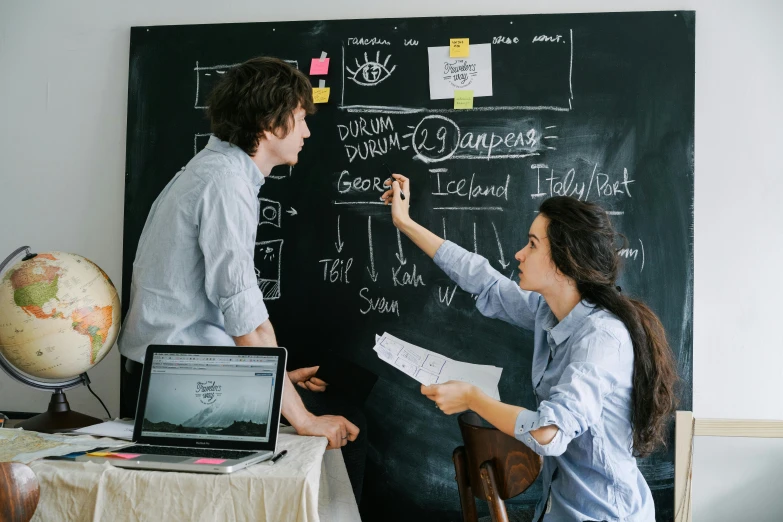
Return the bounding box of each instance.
[121,445,257,460]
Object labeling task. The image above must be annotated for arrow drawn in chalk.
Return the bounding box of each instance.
[491,222,510,269]
[395,228,407,265]
[366,216,378,282]
[335,215,344,253]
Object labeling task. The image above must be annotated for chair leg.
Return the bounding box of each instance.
[453,446,478,522]
[479,460,509,522]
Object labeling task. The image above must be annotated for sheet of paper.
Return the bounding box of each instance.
[373,332,502,400]
[72,419,134,440]
[454,89,474,109]
[428,43,493,99]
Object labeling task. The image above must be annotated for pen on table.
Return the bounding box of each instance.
[381,161,405,200]
[270,450,288,464]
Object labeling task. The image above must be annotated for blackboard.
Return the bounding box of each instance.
[123,11,694,521]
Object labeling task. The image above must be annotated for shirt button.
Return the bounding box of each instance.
[527,437,532,443]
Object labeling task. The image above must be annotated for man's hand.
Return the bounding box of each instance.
[288,365,329,392]
[297,414,360,449]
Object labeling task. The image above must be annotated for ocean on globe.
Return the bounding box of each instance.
[0,252,120,379]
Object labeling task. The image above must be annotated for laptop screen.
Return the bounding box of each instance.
[140,352,280,443]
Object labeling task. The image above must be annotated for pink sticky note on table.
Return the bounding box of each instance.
[310,58,330,75]
[112,453,142,459]
[194,458,226,465]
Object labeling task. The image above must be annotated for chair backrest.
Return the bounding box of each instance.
[0,462,40,522]
[458,411,542,500]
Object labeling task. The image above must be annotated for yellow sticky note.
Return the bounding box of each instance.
[454,90,474,109]
[313,87,330,104]
[450,38,470,57]
[86,451,114,457]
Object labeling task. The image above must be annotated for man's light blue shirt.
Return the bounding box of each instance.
[119,136,269,363]
[434,241,655,522]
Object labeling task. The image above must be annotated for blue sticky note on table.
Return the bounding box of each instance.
[310,58,330,75]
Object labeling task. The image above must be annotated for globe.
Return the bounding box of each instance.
[0,247,121,432]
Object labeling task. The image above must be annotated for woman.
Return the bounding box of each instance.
[382,174,677,522]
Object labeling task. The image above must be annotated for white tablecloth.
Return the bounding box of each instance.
[27,428,360,522]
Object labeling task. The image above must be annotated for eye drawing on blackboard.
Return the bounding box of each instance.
[346,51,397,86]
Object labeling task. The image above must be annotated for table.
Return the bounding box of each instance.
[25,427,360,522]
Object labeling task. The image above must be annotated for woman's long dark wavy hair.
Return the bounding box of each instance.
[539,196,678,457]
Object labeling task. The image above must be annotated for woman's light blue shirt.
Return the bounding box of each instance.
[434,240,654,522]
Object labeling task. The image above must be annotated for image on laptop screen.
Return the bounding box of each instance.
[141,352,279,442]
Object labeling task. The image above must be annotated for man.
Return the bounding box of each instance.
[118,57,362,472]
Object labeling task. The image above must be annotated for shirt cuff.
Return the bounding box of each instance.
[219,285,269,337]
[514,409,564,455]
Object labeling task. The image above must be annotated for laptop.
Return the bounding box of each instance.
[78,345,287,473]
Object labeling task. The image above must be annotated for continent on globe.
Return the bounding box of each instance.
[5,254,61,319]
[71,306,114,363]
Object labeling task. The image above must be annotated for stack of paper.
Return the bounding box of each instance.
[373,332,502,400]
[72,419,135,440]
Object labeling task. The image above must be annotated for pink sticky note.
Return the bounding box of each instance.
[194,458,226,465]
[310,58,330,75]
[112,453,142,459]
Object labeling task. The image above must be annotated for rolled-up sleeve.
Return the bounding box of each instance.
[197,175,269,337]
[514,331,621,456]
[433,241,541,330]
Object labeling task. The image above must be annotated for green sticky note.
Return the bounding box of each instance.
[454,90,474,109]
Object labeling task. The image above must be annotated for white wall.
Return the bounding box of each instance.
[1,0,781,518]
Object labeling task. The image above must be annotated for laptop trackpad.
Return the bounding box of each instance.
[137,455,189,463]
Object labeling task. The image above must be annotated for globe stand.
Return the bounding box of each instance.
[17,388,102,433]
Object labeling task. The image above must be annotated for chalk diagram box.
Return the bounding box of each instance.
[339,32,574,112]
[258,198,282,228]
[255,239,283,300]
[194,133,212,155]
[268,165,293,180]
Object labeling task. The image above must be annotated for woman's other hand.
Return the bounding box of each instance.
[420,381,478,415]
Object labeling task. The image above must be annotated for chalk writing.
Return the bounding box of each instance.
[432,172,510,201]
[530,163,634,200]
[337,116,406,162]
[319,258,353,283]
[359,287,400,316]
[392,264,425,287]
[348,37,391,46]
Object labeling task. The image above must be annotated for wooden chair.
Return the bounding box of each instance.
[453,412,542,522]
[0,462,40,522]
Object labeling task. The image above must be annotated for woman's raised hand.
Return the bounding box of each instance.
[382,173,411,228]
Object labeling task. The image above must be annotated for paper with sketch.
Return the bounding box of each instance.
[373,332,502,400]
[428,43,493,99]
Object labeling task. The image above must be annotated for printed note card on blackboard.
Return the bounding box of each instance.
[428,43,493,99]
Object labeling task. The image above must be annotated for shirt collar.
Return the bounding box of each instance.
[204,136,266,191]
[544,299,597,345]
